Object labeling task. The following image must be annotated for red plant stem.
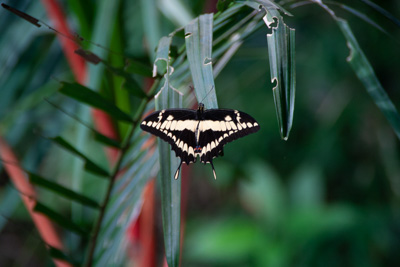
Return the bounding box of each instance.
[138,179,156,267]
[90,109,120,163]
[41,0,86,83]
[179,164,190,266]
[41,0,120,165]
[0,138,72,267]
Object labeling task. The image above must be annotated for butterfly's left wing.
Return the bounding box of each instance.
[198,109,260,163]
[140,109,198,164]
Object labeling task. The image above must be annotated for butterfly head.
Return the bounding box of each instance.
[197,103,205,113]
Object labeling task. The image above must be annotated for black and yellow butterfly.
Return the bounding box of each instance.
[141,103,260,179]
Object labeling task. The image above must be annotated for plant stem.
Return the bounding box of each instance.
[84,78,160,267]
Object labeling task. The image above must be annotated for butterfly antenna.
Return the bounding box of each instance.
[174,160,183,180]
[210,161,217,180]
[199,86,215,104]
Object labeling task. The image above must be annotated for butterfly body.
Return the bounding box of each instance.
[140,103,260,179]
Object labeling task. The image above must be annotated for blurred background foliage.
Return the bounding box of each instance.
[0,0,399,266]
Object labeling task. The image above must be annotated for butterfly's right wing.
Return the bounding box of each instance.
[140,109,198,164]
[198,108,260,163]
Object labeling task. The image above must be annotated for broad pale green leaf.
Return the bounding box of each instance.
[151,34,184,265]
[59,82,133,122]
[34,202,88,236]
[185,14,218,108]
[213,10,263,77]
[50,136,110,177]
[155,52,183,266]
[93,136,158,265]
[28,172,100,209]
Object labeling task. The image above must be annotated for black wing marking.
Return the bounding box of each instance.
[198,109,260,163]
[140,109,197,164]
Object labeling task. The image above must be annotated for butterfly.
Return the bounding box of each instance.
[140,103,260,179]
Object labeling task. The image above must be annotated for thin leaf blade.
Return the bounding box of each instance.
[28,172,100,208]
[50,136,110,177]
[59,81,133,122]
[34,202,88,236]
[337,19,400,139]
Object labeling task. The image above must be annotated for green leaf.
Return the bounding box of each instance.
[59,81,133,122]
[93,136,158,264]
[186,217,261,263]
[244,1,296,140]
[239,161,286,225]
[217,0,235,12]
[267,19,295,140]
[0,81,59,134]
[48,246,81,266]
[140,0,161,59]
[50,136,110,177]
[185,14,218,108]
[360,0,400,28]
[255,2,296,140]
[101,61,147,97]
[70,0,121,236]
[34,202,88,236]
[156,83,182,267]
[288,164,324,210]
[314,2,400,139]
[153,36,173,76]
[337,19,400,140]
[125,59,153,77]
[28,172,100,209]
[93,131,122,148]
[0,185,20,232]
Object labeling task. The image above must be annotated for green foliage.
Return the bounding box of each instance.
[0,0,399,266]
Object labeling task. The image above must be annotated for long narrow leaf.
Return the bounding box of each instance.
[266,13,295,140]
[50,136,110,177]
[101,60,147,97]
[0,138,71,267]
[125,60,153,77]
[34,202,88,236]
[48,246,80,266]
[93,131,122,149]
[28,172,100,208]
[314,1,400,140]
[337,19,400,139]
[247,1,296,140]
[59,82,133,122]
